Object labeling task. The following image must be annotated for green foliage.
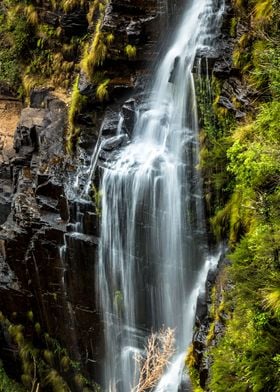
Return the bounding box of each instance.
[81,28,108,78]
[252,0,273,24]
[0,363,26,392]
[62,0,85,12]
[124,44,137,59]
[207,1,280,389]
[0,10,33,91]
[0,310,99,391]
[0,0,100,95]
[80,2,111,79]
[96,78,110,101]
[66,75,87,153]
[195,75,235,219]
[262,287,280,317]
[185,345,203,392]
[91,184,102,215]
[209,289,280,391]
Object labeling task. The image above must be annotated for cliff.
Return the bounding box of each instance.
[0,0,187,390]
[0,0,279,391]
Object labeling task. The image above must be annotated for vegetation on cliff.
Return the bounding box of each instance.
[0,0,90,95]
[0,311,99,391]
[190,0,280,390]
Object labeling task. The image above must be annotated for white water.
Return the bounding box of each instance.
[98,0,225,391]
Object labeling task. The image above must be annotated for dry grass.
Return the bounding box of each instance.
[132,328,175,392]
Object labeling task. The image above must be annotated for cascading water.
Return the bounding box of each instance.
[98,0,225,390]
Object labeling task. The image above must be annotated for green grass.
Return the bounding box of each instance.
[124,44,137,59]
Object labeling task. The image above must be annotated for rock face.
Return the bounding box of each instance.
[0,90,103,382]
[0,0,189,386]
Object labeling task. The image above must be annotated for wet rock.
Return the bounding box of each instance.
[193,47,219,75]
[169,56,181,83]
[98,148,120,162]
[0,181,12,225]
[122,98,136,136]
[83,212,99,236]
[111,0,157,14]
[101,134,129,151]
[200,355,211,388]
[196,292,208,322]
[76,113,95,126]
[101,110,120,137]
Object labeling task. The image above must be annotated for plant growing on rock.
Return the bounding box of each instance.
[124,44,137,59]
[96,78,110,101]
[132,328,175,392]
[66,75,87,153]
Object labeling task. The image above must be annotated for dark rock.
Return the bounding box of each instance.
[126,20,142,43]
[169,56,181,83]
[0,82,17,98]
[101,110,120,137]
[78,72,96,97]
[196,292,208,322]
[101,134,129,151]
[200,356,211,388]
[57,195,70,222]
[98,148,120,162]
[37,195,59,213]
[60,10,88,36]
[36,179,64,200]
[122,98,136,136]
[30,88,54,109]
[76,113,95,126]
[218,95,234,110]
[83,212,99,236]
[41,10,59,26]
[193,48,219,75]
[14,108,47,156]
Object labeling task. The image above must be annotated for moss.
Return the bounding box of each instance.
[91,184,102,215]
[66,75,87,153]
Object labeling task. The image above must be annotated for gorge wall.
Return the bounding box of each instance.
[0,0,193,389]
[0,0,279,391]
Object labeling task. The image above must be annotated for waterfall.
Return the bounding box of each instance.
[98,0,225,390]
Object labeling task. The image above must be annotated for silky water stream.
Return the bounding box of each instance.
[97,0,225,390]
